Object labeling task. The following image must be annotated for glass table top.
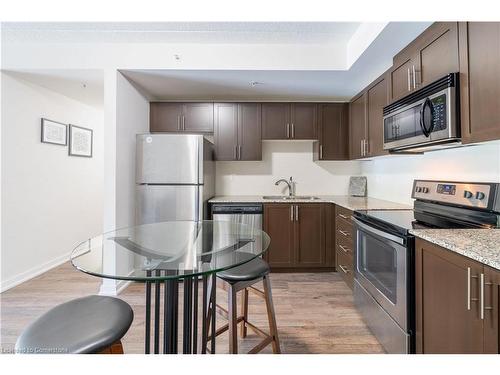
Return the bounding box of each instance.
[71,221,270,282]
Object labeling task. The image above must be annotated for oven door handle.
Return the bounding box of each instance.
[352,218,405,246]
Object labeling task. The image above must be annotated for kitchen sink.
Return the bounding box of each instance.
[262,195,320,200]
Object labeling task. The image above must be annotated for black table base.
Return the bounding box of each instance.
[144,271,217,354]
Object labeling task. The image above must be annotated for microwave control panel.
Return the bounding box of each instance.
[412,180,495,210]
[431,94,447,131]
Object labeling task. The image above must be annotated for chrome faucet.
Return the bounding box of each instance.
[275,176,295,197]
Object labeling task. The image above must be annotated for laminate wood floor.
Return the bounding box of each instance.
[0,262,384,354]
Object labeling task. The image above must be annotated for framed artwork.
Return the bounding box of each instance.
[41,118,67,146]
[68,124,93,158]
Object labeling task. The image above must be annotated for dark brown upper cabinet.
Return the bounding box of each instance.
[389,22,459,102]
[390,56,416,102]
[313,103,349,161]
[459,22,500,144]
[214,103,262,161]
[290,103,317,139]
[183,103,214,133]
[349,93,367,159]
[349,71,389,160]
[366,73,389,157]
[150,102,214,133]
[415,238,499,354]
[262,103,317,140]
[150,102,184,132]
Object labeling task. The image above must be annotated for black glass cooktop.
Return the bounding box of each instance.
[354,209,435,236]
[354,200,497,237]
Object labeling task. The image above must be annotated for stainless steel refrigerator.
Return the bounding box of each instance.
[135,134,215,225]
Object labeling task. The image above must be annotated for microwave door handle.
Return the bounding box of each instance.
[352,218,405,245]
[420,97,434,137]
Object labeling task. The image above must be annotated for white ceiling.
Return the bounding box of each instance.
[1,22,361,44]
[3,69,104,107]
[1,22,432,103]
[121,22,431,100]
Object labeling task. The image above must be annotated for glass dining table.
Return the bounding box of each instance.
[70,220,270,354]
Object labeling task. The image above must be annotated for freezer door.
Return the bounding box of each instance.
[136,134,203,184]
[136,185,201,224]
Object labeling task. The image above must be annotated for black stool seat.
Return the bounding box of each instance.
[15,295,133,354]
[218,258,270,283]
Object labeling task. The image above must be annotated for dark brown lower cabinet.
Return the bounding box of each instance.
[263,203,333,270]
[263,204,295,268]
[416,238,499,353]
[294,203,326,268]
[335,205,354,288]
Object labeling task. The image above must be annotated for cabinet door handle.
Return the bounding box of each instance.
[339,230,350,237]
[360,139,364,156]
[484,280,494,313]
[238,145,242,160]
[291,123,295,138]
[178,115,182,131]
[319,145,323,160]
[468,268,479,310]
[480,273,485,320]
[182,115,186,130]
[412,65,417,89]
[295,205,299,221]
[338,213,349,220]
[286,123,290,138]
[339,244,349,253]
[365,139,369,156]
[407,67,411,91]
[234,145,238,160]
[467,267,471,310]
[339,264,349,274]
[290,205,294,221]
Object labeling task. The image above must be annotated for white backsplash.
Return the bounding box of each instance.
[361,142,500,205]
[215,140,500,204]
[215,141,362,196]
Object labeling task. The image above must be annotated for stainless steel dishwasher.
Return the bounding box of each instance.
[211,203,263,249]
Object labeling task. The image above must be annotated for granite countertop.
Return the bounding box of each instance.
[209,195,411,211]
[410,229,500,271]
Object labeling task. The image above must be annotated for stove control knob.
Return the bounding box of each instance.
[464,190,473,199]
[476,192,486,200]
[416,187,422,193]
[422,187,429,194]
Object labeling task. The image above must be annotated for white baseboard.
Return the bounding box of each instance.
[98,270,135,296]
[0,251,72,293]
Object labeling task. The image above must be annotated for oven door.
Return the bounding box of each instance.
[353,218,408,330]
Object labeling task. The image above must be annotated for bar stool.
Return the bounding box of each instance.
[208,258,281,354]
[15,295,134,354]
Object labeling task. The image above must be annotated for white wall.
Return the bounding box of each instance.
[1,72,104,291]
[216,141,361,196]
[99,71,149,295]
[361,143,500,205]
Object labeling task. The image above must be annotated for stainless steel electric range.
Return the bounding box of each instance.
[352,180,500,354]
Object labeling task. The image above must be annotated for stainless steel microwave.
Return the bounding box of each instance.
[383,73,460,153]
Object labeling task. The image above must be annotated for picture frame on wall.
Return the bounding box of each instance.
[68,124,93,158]
[41,118,67,146]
